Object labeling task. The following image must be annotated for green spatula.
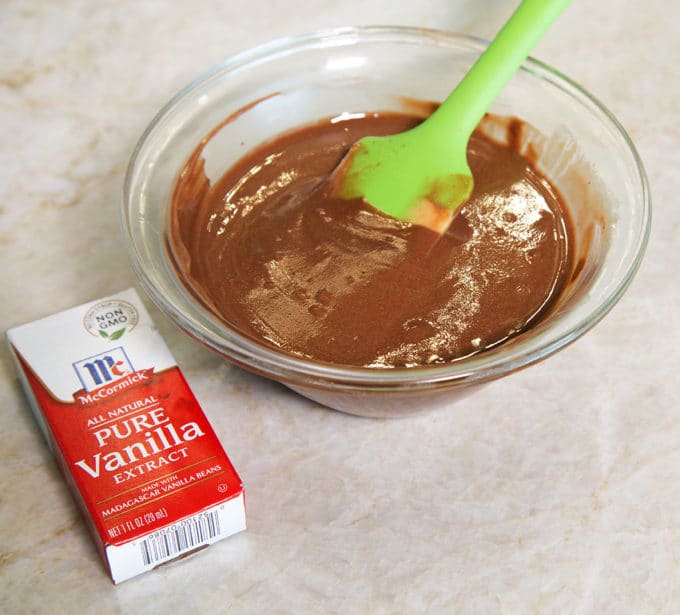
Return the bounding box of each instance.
[336,0,572,233]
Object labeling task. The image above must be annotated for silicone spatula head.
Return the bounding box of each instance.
[336,0,572,233]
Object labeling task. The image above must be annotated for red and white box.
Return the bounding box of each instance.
[6,288,246,583]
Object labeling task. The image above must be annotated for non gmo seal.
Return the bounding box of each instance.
[83,299,139,340]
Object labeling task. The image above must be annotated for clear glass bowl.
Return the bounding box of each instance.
[121,26,651,417]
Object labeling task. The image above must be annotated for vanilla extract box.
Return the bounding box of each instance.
[6,288,246,583]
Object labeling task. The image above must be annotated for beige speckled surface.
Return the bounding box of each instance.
[1,1,679,612]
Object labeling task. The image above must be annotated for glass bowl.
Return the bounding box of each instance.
[121,26,650,417]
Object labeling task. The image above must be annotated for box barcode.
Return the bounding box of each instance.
[140,511,221,566]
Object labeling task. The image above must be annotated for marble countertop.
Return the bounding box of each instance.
[1,1,679,612]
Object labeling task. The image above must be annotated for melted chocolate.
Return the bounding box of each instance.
[170,112,573,367]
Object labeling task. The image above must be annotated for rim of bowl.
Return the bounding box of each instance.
[121,25,652,391]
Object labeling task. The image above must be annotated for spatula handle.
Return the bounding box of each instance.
[425,0,571,143]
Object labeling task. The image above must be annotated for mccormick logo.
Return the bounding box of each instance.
[73,347,134,392]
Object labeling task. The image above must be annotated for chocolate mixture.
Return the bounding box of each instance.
[170,112,573,367]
